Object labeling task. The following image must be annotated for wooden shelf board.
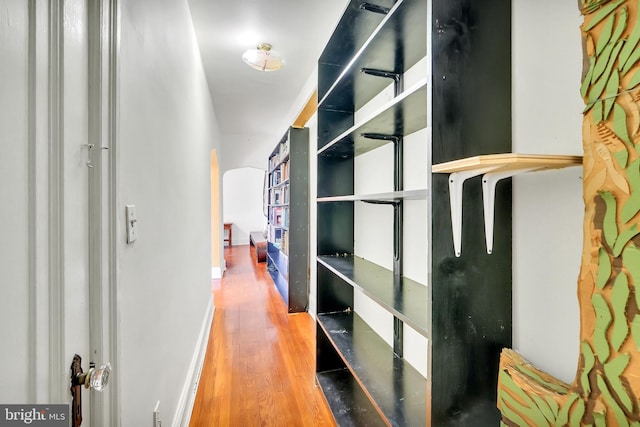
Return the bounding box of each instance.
[432,153,582,174]
[317,255,428,337]
[317,189,428,203]
[317,312,427,426]
[316,370,388,427]
[319,80,428,158]
[318,0,427,112]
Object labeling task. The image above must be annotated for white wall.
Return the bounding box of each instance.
[223,167,267,245]
[512,0,583,383]
[118,0,221,425]
[221,133,279,173]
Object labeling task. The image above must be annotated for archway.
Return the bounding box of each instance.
[222,167,267,247]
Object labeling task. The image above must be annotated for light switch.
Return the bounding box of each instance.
[126,205,137,243]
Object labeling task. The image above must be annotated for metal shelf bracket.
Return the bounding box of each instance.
[448,167,494,257]
[481,167,536,255]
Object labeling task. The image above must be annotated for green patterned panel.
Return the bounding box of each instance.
[611,272,631,350]
[622,244,640,307]
[622,159,640,222]
[596,13,616,55]
[545,396,560,419]
[532,394,556,424]
[614,148,629,169]
[611,7,629,45]
[588,41,625,108]
[618,0,640,66]
[514,365,569,394]
[632,315,640,350]
[569,399,586,427]
[592,293,613,362]
[613,103,634,148]
[626,68,640,89]
[604,69,620,119]
[594,40,619,82]
[581,341,596,396]
[597,247,613,290]
[593,410,607,427]
[612,224,640,256]
[584,0,625,31]
[600,191,619,248]
[499,371,549,426]
[593,100,604,123]
[603,353,633,412]
[582,55,597,98]
[555,393,580,427]
[597,374,630,426]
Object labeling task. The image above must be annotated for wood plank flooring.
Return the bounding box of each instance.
[189,244,336,426]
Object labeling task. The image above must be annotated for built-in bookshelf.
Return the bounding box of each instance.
[266,127,309,313]
[315,0,513,425]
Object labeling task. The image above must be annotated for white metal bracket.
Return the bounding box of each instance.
[435,153,582,257]
[481,167,537,254]
[448,167,494,257]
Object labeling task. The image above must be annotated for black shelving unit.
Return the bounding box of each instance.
[315,0,512,425]
[266,127,309,313]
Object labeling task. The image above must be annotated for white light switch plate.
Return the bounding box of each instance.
[126,205,137,243]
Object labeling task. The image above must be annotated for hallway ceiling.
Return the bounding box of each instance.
[188,0,349,138]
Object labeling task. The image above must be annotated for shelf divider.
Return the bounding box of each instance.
[317,311,427,426]
[317,255,428,337]
[319,79,428,158]
[317,189,427,203]
[316,370,388,427]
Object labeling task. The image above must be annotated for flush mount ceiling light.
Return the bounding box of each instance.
[242,43,285,72]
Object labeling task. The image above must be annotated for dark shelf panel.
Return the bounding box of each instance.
[319,0,427,113]
[266,127,309,313]
[267,262,288,307]
[317,189,427,203]
[318,80,428,158]
[318,312,427,426]
[316,370,387,427]
[317,255,428,337]
[267,243,288,280]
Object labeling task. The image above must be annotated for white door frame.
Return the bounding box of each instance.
[87,0,120,425]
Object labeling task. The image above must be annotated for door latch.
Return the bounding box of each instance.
[70,354,112,427]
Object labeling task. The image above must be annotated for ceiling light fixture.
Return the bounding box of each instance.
[242,43,285,72]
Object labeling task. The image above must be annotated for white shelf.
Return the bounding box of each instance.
[317,189,427,203]
[318,78,428,158]
[432,153,583,256]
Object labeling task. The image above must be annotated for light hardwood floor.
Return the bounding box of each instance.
[189,244,336,426]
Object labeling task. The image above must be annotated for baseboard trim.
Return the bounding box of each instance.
[211,266,223,279]
[172,295,214,427]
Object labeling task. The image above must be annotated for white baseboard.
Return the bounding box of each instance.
[211,266,223,279]
[172,296,215,427]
